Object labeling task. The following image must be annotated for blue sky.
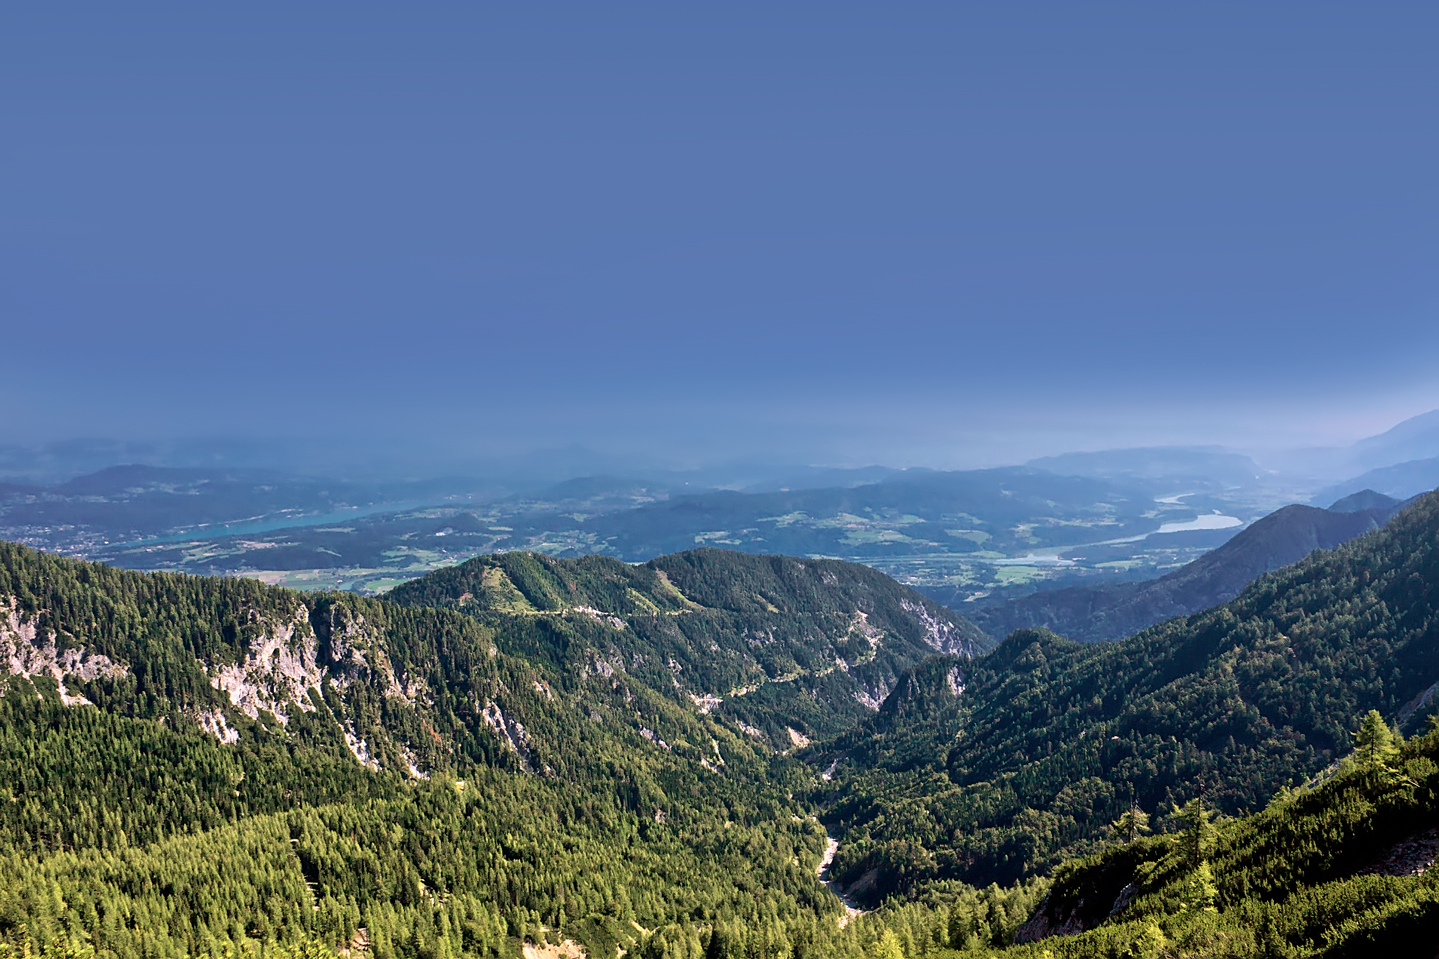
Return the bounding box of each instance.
[3,4,1437,471]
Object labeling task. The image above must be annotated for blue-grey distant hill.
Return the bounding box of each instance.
[963,491,1411,643]
[0,464,489,551]
[1277,408,1439,481]
[1025,446,1266,490]
[571,467,1167,561]
[1347,408,1439,470]
[1327,488,1404,513]
[1316,456,1439,505]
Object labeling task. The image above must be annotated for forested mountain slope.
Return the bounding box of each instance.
[811,489,1439,901]
[1001,722,1439,957]
[0,689,844,959]
[0,540,852,958]
[7,523,1439,956]
[385,548,988,744]
[0,539,620,781]
[968,498,1406,643]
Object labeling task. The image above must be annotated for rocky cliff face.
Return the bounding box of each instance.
[198,602,436,769]
[0,582,480,780]
[2,540,991,786]
[207,604,328,725]
[205,603,424,720]
[1,596,128,705]
[901,597,982,656]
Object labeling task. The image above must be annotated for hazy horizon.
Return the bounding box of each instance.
[3,404,1437,489]
[5,6,1438,479]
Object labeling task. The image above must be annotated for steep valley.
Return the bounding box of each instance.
[3,488,1439,958]
[810,490,1439,901]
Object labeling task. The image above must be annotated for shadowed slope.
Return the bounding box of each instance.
[968,500,1406,643]
[810,490,1439,899]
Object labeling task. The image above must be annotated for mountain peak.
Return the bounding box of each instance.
[1328,488,1402,513]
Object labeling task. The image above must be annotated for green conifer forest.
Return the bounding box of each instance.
[2,489,1438,957]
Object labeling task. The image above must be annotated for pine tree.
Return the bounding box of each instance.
[1181,861,1217,913]
[1110,806,1150,844]
[867,929,904,959]
[1353,709,1399,774]
[1175,799,1214,870]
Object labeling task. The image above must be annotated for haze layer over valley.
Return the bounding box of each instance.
[5,411,1438,623]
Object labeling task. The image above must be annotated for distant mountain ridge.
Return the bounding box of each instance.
[965,493,1410,643]
[1317,456,1439,504]
[0,463,488,553]
[1026,446,1265,489]
[1273,408,1439,483]
[1349,408,1439,468]
[11,462,1196,599]
[1327,488,1403,512]
[573,466,1169,561]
